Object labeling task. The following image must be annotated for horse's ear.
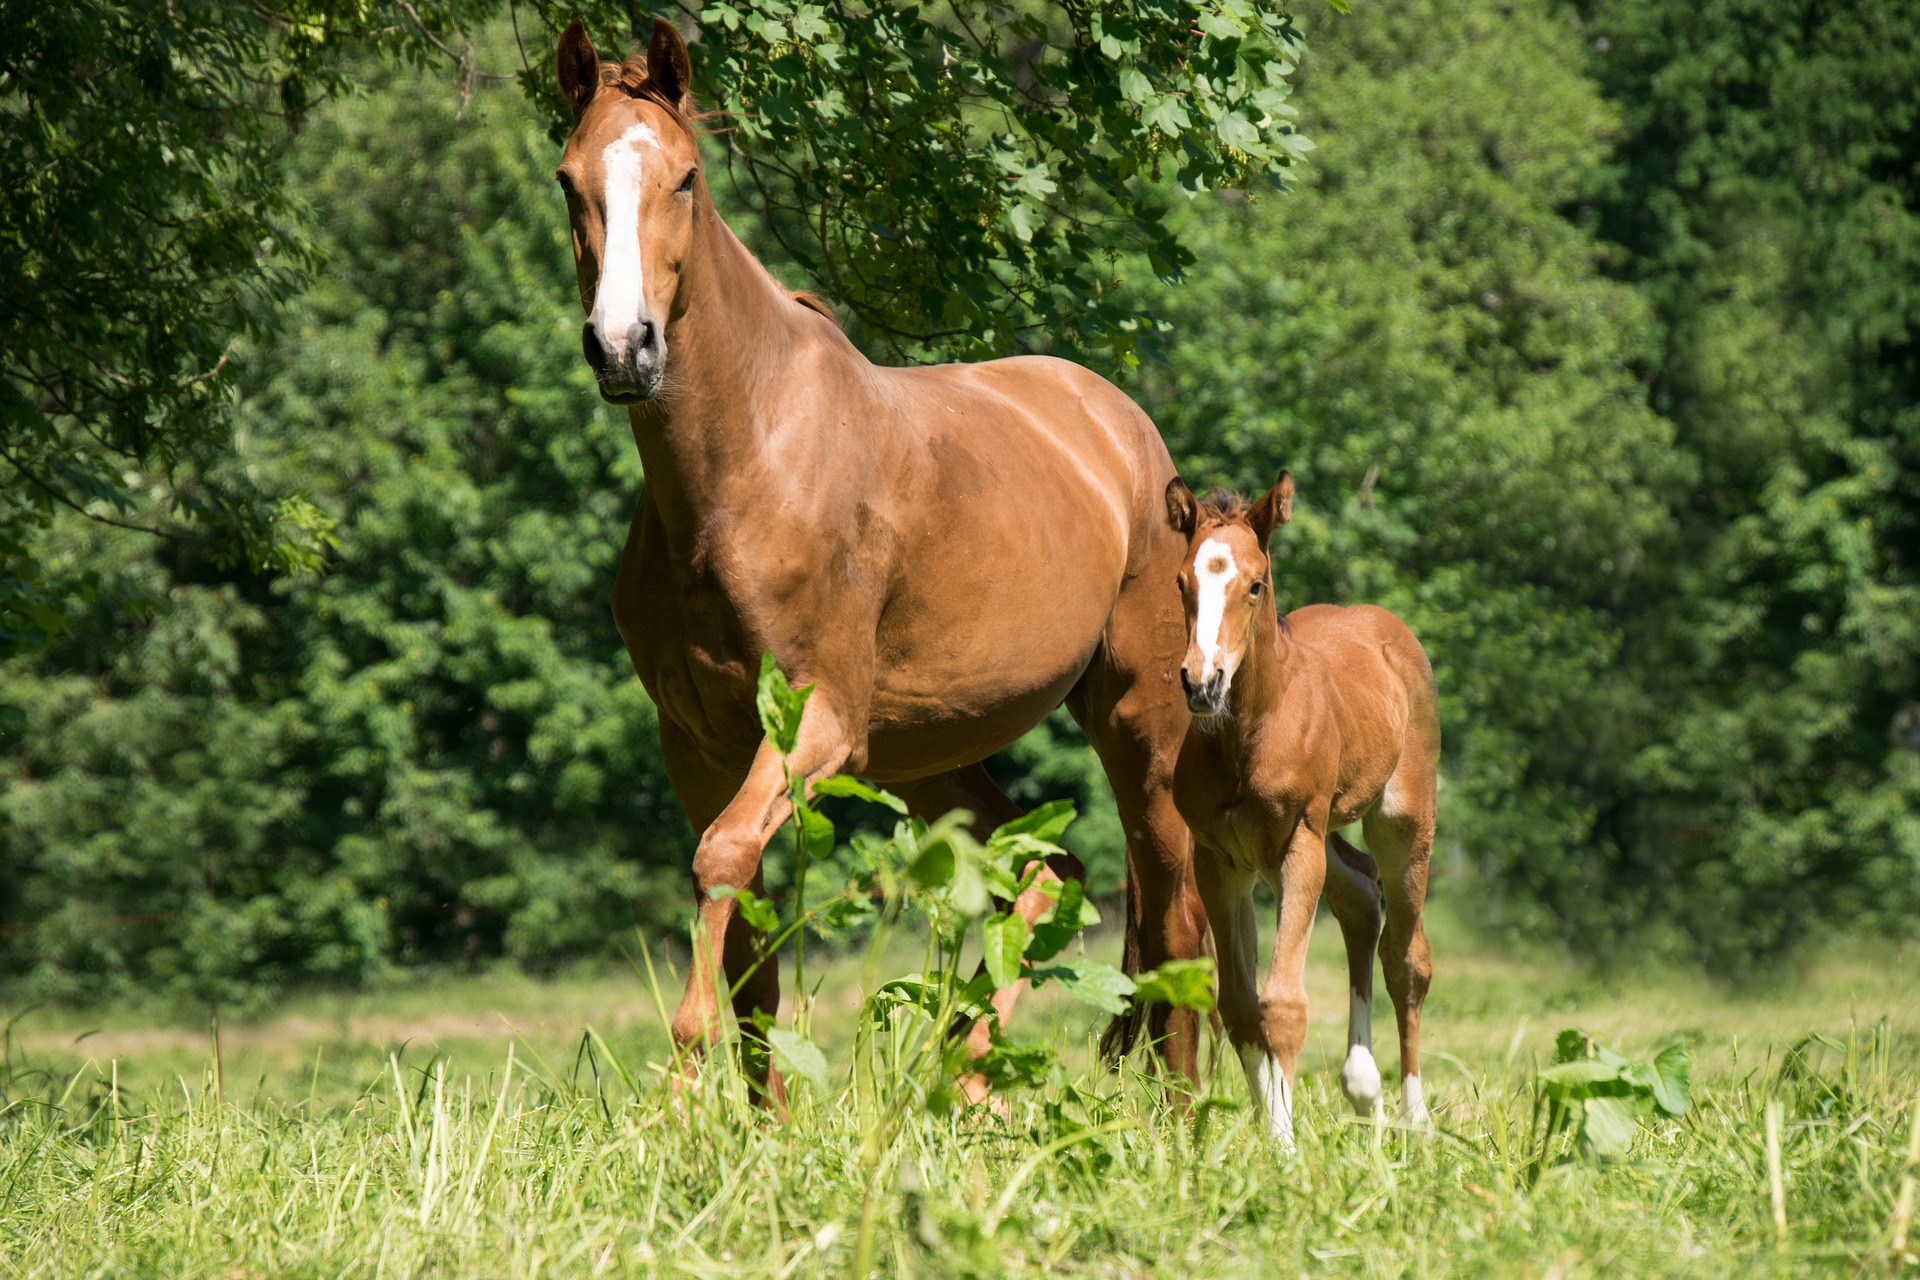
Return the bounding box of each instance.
[647,18,694,112]
[1249,471,1294,544]
[1165,477,1198,538]
[557,20,600,119]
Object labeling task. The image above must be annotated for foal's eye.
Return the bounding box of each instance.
[1249,580,1265,597]
[676,168,697,194]
[555,171,577,196]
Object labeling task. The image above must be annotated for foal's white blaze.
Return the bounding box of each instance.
[592,121,662,361]
[1341,989,1384,1119]
[1237,1043,1295,1150]
[1192,536,1238,683]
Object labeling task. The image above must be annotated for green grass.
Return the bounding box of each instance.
[4,917,1920,1277]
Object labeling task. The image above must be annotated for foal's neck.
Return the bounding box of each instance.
[1223,606,1295,753]
[625,195,855,543]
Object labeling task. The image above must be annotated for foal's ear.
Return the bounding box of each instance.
[1249,471,1294,544]
[557,20,600,119]
[1165,477,1198,537]
[647,17,695,113]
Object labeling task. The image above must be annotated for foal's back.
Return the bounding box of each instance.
[1283,603,1439,827]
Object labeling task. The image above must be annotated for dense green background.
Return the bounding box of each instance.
[3,0,1917,1006]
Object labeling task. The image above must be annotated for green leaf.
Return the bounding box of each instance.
[982,912,1028,989]
[1649,1041,1691,1117]
[1026,878,1094,962]
[1034,960,1135,1015]
[795,800,835,863]
[1580,1095,1636,1158]
[990,799,1076,845]
[1537,1060,1623,1088]
[1552,1029,1592,1064]
[1132,958,1217,1012]
[755,653,813,755]
[709,885,779,933]
[766,1028,829,1093]
[809,775,908,813]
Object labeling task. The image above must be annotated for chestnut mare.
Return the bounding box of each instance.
[552,19,1201,1105]
[1166,473,1437,1147]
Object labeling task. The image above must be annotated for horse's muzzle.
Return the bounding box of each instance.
[583,319,664,403]
[1181,668,1228,717]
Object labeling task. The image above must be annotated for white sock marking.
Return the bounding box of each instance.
[1342,990,1383,1117]
[1403,1073,1428,1125]
[1238,1044,1295,1151]
[592,122,661,361]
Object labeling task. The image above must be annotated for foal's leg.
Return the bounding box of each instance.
[1323,831,1384,1120]
[669,700,855,1085]
[1362,799,1434,1126]
[1250,822,1329,1150]
[1190,855,1261,1112]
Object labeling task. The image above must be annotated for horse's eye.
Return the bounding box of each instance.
[676,169,697,194]
[1250,580,1264,597]
[555,171,577,196]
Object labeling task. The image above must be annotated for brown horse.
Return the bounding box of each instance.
[1165,472,1438,1147]
[552,19,1202,1105]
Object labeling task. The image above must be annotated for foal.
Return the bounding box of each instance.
[1166,473,1438,1148]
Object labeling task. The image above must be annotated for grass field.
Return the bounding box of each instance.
[4,911,1919,1277]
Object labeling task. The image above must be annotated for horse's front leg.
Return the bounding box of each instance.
[669,698,855,1086]
[1249,816,1329,1152]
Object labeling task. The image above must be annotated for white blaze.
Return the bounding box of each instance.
[592,122,661,361]
[1192,537,1238,683]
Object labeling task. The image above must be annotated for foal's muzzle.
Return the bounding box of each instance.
[582,319,664,403]
[1181,668,1228,717]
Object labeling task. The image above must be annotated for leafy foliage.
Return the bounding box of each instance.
[0,46,688,1007]
[0,0,493,654]
[520,0,1313,363]
[1533,1028,1691,1165]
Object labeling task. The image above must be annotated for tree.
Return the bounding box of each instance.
[0,48,689,1005]
[1580,0,1920,963]
[517,0,1315,362]
[0,0,487,655]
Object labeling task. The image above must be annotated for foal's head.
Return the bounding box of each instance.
[554,19,702,404]
[1165,472,1295,718]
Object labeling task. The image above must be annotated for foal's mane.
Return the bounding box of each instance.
[599,52,845,332]
[1196,487,1251,524]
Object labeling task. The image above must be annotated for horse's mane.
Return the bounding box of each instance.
[602,53,699,136]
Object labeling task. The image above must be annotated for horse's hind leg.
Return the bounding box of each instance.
[1068,663,1204,1087]
[889,764,1081,1104]
[1362,789,1434,1126]
[1323,831,1384,1120]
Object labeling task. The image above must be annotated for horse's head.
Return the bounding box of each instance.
[554,19,701,404]
[1164,471,1294,717]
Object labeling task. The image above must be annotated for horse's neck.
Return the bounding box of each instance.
[626,202,856,542]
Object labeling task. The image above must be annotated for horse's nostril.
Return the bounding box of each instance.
[581,322,608,375]
[629,320,658,354]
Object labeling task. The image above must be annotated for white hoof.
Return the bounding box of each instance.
[1341,1045,1383,1117]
